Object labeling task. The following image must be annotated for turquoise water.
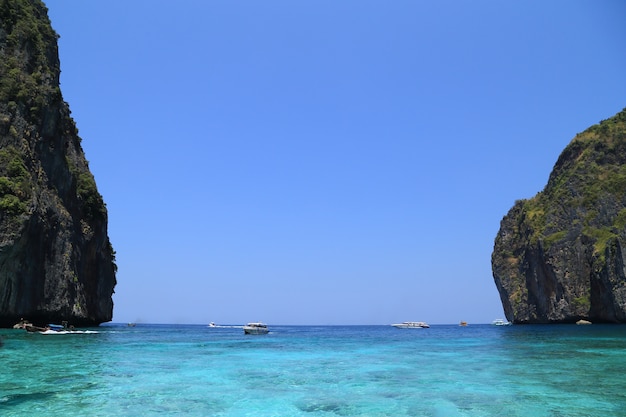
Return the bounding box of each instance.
[2,324,626,416]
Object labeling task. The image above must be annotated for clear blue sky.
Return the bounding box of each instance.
[44,1,626,325]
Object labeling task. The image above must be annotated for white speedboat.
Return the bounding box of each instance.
[391,321,430,329]
[243,322,269,335]
[492,319,512,326]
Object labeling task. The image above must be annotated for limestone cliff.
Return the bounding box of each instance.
[0,0,116,327]
[492,107,626,323]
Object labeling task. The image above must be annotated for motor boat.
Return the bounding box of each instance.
[391,321,430,329]
[243,322,269,334]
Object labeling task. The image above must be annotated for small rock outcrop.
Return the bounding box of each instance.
[0,0,116,327]
[492,107,626,323]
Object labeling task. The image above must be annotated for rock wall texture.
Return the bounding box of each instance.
[0,0,116,327]
[492,107,626,323]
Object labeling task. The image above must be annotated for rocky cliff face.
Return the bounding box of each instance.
[0,0,116,327]
[492,108,626,323]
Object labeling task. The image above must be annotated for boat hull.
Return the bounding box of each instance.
[244,327,269,335]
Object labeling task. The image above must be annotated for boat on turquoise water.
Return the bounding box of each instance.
[492,319,512,326]
[25,322,70,332]
[23,322,98,334]
[391,321,430,329]
[243,322,269,334]
[13,318,33,329]
[24,324,49,333]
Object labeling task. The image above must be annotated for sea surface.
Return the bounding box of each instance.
[2,323,626,416]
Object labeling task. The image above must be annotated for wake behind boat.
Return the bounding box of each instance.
[391,321,430,329]
[37,329,99,335]
[207,323,243,329]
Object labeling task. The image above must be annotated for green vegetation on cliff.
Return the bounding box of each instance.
[0,0,61,120]
[1,0,103,222]
[67,158,106,221]
[0,145,30,216]
[509,108,626,257]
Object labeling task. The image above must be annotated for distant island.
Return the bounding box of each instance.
[492,107,626,324]
[0,0,116,327]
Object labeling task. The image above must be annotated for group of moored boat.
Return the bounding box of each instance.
[13,319,98,335]
[211,321,433,334]
[392,319,514,327]
[220,321,440,334]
